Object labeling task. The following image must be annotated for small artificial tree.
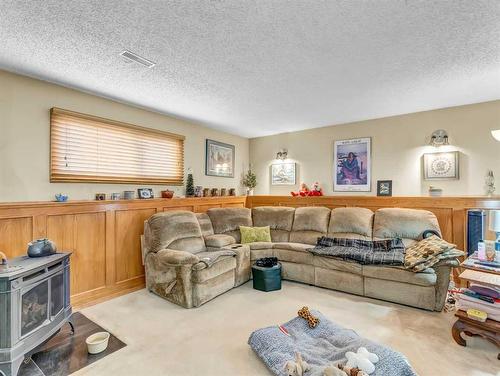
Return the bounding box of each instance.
[242,168,257,194]
[185,173,195,197]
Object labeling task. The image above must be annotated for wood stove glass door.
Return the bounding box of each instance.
[21,280,49,337]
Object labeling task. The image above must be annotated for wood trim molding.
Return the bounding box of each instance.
[0,196,246,309]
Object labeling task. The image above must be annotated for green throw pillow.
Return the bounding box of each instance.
[240,226,272,244]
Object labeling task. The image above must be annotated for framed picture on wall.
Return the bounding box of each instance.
[333,137,371,192]
[377,180,392,196]
[423,151,459,180]
[271,162,296,185]
[205,139,235,178]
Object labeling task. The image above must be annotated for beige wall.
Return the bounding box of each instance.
[0,70,249,202]
[250,101,500,196]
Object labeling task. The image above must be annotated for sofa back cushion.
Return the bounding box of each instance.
[373,208,441,244]
[146,211,205,254]
[289,207,331,244]
[252,206,295,242]
[196,213,214,236]
[328,207,374,240]
[207,207,252,243]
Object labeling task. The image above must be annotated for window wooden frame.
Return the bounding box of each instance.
[50,107,185,185]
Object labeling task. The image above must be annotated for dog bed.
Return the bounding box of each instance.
[248,310,417,376]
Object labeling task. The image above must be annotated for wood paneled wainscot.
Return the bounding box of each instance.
[0,196,246,308]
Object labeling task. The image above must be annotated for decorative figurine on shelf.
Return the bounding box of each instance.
[291,182,309,197]
[229,188,236,196]
[485,170,495,196]
[309,181,323,196]
[203,188,210,197]
[194,186,203,197]
[55,193,68,202]
[211,188,220,197]
[220,188,227,196]
[161,190,174,199]
[185,173,195,197]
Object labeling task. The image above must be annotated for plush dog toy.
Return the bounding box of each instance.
[297,306,320,328]
[323,364,369,376]
[284,353,310,376]
[291,182,310,197]
[345,347,379,374]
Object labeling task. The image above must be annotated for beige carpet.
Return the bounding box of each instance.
[76,281,498,376]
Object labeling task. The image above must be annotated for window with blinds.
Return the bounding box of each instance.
[50,108,185,184]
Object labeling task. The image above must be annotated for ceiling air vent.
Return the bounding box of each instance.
[120,50,156,68]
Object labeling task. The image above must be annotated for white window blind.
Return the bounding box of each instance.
[50,108,185,184]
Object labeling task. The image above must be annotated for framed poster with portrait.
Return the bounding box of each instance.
[271,162,296,185]
[333,137,371,192]
[423,151,459,180]
[205,139,235,178]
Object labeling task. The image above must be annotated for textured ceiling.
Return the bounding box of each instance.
[1,1,499,138]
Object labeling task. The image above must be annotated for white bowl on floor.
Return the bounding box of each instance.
[86,332,110,354]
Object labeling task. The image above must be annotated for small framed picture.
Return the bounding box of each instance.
[138,188,154,199]
[377,180,392,196]
[423,151,459,180]
[271,162,296,185]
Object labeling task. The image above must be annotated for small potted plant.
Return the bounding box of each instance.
[242,168,257,196]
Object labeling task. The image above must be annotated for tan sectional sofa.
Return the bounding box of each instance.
[143,206,459,311]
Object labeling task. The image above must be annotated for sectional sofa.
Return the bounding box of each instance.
[143,206,460,311]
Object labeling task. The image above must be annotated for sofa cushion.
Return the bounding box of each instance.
[252,206,295,242]
[204,234,236,248]
[328,207,373,239]
[272,242,311,252]
[240,226,272,244]
[250,248,275,260]
[248,242,274,250]
[291,207,331,232]
[147,211,205,254]
[362,265,437,287]
[191,256,236,283]
[207,207,252,242]
[274,248,314,265]
[290,207,330,244]
[196,213,214,236]
[373,208,441,241]
[313,255,362,274]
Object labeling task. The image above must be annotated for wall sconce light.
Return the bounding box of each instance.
[491,130,500,141]
[429,129,449,147]
[276,149,288,161]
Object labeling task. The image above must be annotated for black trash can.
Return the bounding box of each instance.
[252,262,282,292]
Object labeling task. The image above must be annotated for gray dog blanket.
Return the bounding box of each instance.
[248,310,417,376]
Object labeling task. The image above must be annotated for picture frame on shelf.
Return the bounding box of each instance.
[377,180,392,196]
[423,151,459,180]
[205,139,235,178]
[271,162,296,185]
[138,188,154,199]
[333,137,371,192]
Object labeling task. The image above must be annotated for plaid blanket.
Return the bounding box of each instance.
[309,237,405,265]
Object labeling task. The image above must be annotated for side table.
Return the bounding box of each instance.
[452,310,500,359]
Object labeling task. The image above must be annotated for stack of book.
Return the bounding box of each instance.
[457,253,500,322]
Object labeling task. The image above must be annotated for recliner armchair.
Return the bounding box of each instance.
[143,210,250,308]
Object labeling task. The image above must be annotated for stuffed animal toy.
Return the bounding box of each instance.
[323,365,347,376]
[283,353,310,376]
[297,306,320,328]
[345,347,379,374]
[308,182,323,196]
[291,182,310,197]
[323,364,369,376]
[337,364,369,376]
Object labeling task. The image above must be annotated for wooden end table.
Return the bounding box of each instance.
[452,310,500,359]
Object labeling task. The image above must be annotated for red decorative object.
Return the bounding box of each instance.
[161,190,174,199]
[291,182,323,197]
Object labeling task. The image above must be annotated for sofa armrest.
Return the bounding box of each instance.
[431,258,460,269]
[156,248,200,266]
[211,244,250,287]
[204,234,236,248]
